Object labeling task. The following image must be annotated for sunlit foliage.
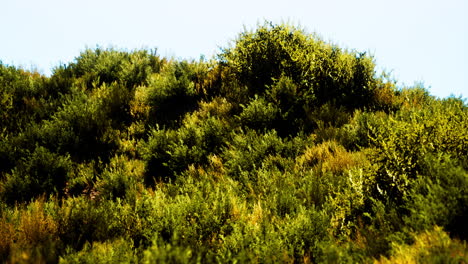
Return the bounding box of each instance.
[0,22,466,263]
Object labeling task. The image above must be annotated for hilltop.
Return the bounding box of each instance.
[1,22,467,263]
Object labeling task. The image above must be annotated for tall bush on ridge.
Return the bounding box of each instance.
[219,22,377,110]
[67,48,164,90]
[0,63,54,133]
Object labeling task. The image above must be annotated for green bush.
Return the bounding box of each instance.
[367,96,467,205]
[283,207,331,261]
[57,197,129,249]
[377,226,468,264]
[37,89,120,161]
[68,48,163,90]
[0,63,54,133]
[1,146,72,204]
[221,129,306,180]
[141,239,195,264]
[60,238,137,264]
[405,154,468,239]
[220,22,378,110]
[142,114,229,184]
[238,95,279,131]
[145,61,200,127]
[95,155,144,201]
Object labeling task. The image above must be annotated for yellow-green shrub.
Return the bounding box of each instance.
[376,226,468,264]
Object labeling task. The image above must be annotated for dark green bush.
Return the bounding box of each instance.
[95,155,143,201]
[57,197,128,249]
[37,89,120,161]
[144,61,201,127]
[405,154,468,240]
[1,146,72,204]
[142,115,229,184]
[238,95,279,131]
[221,129,306,180]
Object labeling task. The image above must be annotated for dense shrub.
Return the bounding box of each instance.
[0,198,61,263]
[36,85,125,161]
[376,226,468,263]
[221,129,306,179]
[142,60,207,127]
[366,97,467,206]
[0,63,55,133]
[67,48,163,90]
[59,239,137,264]
[405,154,468,240]
[95,155,144,201]
[0,22,466,263]
[57,197,129,249]
[1,146,72,204]
[142,114,230,184]
[238,95,279,131]
[220,22,378,110]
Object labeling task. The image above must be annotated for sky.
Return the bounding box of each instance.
[1,0,467,98]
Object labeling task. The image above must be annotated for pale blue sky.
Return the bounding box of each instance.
[1,0,467,98]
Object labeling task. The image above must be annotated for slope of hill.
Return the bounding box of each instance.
[1,22,467,263]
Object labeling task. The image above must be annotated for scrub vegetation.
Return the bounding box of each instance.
[0,22,467,263]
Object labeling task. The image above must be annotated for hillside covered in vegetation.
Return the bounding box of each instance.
[0,22,467,263]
